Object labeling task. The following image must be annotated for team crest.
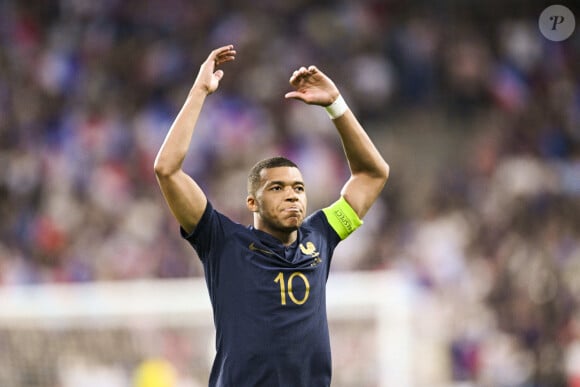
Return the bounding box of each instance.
[300,242,322,266]
[299,241,319,257]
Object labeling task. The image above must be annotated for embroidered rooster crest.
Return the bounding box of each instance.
[299,242,319,257]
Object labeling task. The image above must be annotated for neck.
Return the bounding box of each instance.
[254,219,298,246]
[270,230,298,246]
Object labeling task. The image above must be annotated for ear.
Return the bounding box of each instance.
[246,195,258,212]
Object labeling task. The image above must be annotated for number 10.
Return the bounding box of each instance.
[274,272,310,305]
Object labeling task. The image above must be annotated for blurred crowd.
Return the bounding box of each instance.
[1,0,579,385]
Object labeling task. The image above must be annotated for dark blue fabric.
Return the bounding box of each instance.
[182,201,341,387]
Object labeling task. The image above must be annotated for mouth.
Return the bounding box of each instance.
[283,207,302,218]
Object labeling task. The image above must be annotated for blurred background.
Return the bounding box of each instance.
[0,0,579,386]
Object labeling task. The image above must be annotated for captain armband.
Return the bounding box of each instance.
[322,196,363,240]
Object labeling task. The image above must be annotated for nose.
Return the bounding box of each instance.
[284,187,299,201]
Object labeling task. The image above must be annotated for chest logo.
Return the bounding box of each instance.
[300,242,322,266]
[299,241,319,257]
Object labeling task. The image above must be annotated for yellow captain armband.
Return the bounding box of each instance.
[322,196,363,240]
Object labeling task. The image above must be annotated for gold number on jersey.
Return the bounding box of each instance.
[274,272,310,306]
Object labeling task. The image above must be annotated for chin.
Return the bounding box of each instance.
[278,217,300,230]
[285,219,303,230]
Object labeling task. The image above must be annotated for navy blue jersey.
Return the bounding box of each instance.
[182,199,361,387]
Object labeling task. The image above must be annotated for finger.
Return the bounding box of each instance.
[211,44,236,66]
[284,91,304,101]
[289,66,310,84]
[213,44,235,57]
[217,48,236,60]
[215,54,236,67]
[296,66,308,79]
[289,70,300,85]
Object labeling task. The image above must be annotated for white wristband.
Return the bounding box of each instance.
[324,95,348,120]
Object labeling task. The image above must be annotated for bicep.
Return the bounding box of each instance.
[340,174,386,219]
[156,170,207,234]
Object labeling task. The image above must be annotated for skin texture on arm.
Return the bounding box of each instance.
[285,66,389,219]
[154,45,236,234]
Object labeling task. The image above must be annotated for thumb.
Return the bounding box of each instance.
[214,69,224,81]
[284,91,304,101]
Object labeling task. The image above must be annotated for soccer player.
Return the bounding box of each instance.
[154,44,389,387]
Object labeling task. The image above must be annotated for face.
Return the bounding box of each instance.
[247,166,307,234]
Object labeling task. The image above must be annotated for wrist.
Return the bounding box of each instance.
[188,84,211,98]
[324,95,348,120]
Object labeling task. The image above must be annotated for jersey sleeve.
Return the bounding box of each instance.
[321,196,363,240]
[180,201,232,262]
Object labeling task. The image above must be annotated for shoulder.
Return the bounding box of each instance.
[301,209,339,243]
[181,201,247,246]
[302,210,328,229]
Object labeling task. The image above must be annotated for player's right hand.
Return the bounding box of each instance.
[193,45,236,95]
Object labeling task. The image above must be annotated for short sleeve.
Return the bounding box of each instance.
[180,201,230,262]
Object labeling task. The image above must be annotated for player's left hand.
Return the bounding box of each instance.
[284,66,340,106]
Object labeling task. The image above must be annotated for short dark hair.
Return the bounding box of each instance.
[247,156,299,195]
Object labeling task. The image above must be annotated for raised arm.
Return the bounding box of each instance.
[285,66,389,219]
[154,45,236,233]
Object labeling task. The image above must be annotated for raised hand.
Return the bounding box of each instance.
[193,44,236,95]
[284,65,340,106]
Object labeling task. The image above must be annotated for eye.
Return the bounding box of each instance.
[295,185,305,192]
[270,185,282,191]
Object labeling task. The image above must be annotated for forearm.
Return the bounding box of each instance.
[284,64,388,217]
[333,110,389,179]
[154,88,206,177]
